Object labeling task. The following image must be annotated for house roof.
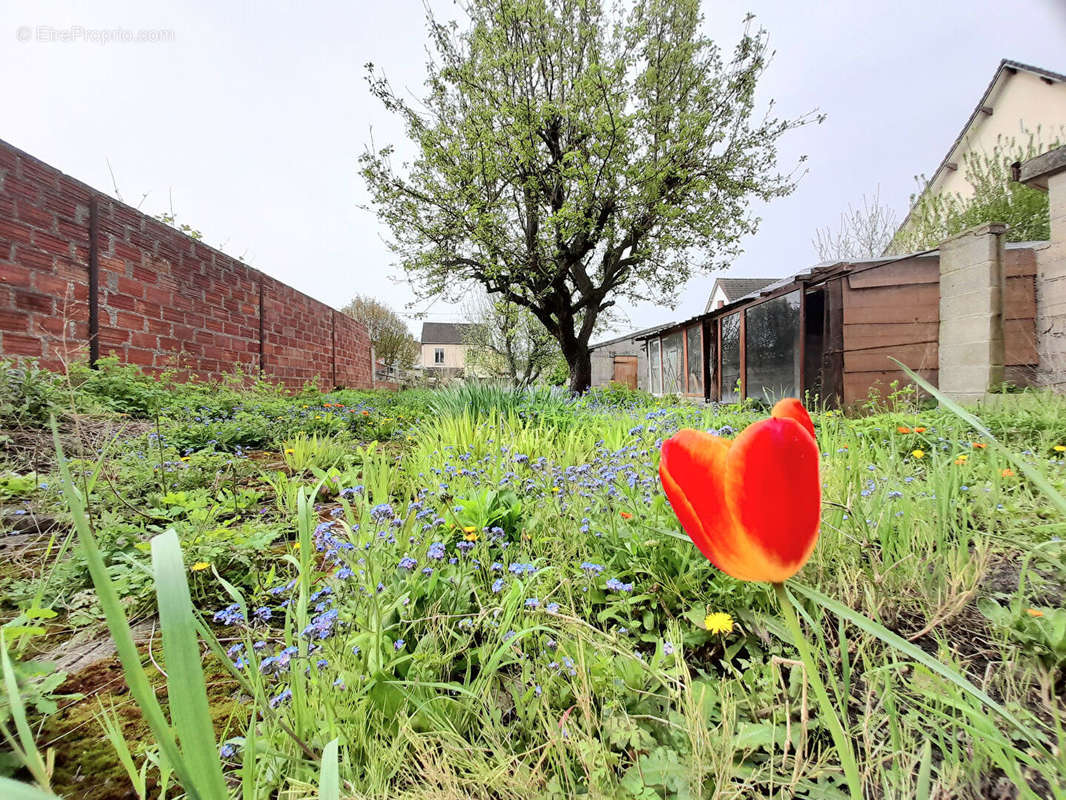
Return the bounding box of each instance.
[420,321,475,344]
[895,59,1066,240]
[706,278,781,311]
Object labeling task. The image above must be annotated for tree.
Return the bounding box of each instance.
[340,295,418,369]
[812,188,897,262]
[888,132,1059,255]
[360,0,817,391]
[462,291,559,386]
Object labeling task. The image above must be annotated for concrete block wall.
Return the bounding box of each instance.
[1036,171,1066,388]
[0,138,373,390]
[937,223,1007,402]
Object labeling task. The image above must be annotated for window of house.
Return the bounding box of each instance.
[744,290,801,403]
[649,338,662,394]
[720,313,741,403]
[434,347,445,364]
[685,325,702,395]
[661,331,683,394]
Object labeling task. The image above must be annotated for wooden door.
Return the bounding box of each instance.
[613,355,638,389]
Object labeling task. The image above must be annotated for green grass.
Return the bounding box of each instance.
[0,360,1064,798]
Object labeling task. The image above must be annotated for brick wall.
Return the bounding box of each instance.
[0,138,372,391]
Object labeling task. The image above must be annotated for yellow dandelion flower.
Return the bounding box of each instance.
[704,612,734,635]
[552,487,561,493]
[464,531,479,542]
[284,448,295,455]
[292,542,300,550]
[191,561,211,571]
[1055,445,1066,453]
[954,455,967,465]
[911,449,925,459]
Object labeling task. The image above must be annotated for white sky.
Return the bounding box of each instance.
[3,1,1065,341]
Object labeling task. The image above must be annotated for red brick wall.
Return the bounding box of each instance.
[0,139,372,391]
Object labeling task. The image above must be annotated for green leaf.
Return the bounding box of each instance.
[51,420,198,796]
[24,608,58,620]
[0,777,62,800]
[319,738,339,800]
[151,529,229,800]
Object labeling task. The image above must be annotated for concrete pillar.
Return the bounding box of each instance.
[1018,146,1066,390]
[938,222,1007,403]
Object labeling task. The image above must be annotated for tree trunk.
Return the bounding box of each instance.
[564,342,593,393]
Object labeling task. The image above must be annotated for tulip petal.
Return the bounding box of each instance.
[659,429,764,582]
[724,417,821,581]
[771,397,815,440]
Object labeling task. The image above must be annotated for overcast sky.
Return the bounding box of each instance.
[3,1,1065,341]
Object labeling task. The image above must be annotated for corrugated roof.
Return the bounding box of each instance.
[589,322,675,350]
[420,322,475,344]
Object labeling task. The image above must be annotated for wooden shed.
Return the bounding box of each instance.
[641,245,1038,407]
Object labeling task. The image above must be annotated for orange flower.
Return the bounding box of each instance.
[1001,468,1015,477]
[897,426,912,434]
[619,511,633,519]
[1027,608,1044,618]
[659,398,819,583]
[971,442,987,449]
[914,427,927,434]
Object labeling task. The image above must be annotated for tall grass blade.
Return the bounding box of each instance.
[319,738,340,800]
[50,420,199,797]
[1,633,50,789]
[791,581,1045,748]
[915,739,933,800]
[151,529,229,800]
[97,701,147,800]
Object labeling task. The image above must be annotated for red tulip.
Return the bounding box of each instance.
[659,398,820,583]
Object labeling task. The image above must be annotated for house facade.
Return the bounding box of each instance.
[893,59,1066,245]
[419,322,475,379]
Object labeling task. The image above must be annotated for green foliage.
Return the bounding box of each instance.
[340,294,418,369]
[0,472,38,502]
[360,0,818,388]
[0,360,60,431]
[68,357,167,417]
[891,132,1059,253]
[281,433,352,474]
[4,360,1066,798]
[463,293,560,386]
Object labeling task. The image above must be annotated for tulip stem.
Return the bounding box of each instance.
[774,581,862,799]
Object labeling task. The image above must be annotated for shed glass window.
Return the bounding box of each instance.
[720,313,741,403]
[434,348,445,364]
[745,290,801,403]
[661,331,683,394]
[649,339,662,394]
[685,325,702,395]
